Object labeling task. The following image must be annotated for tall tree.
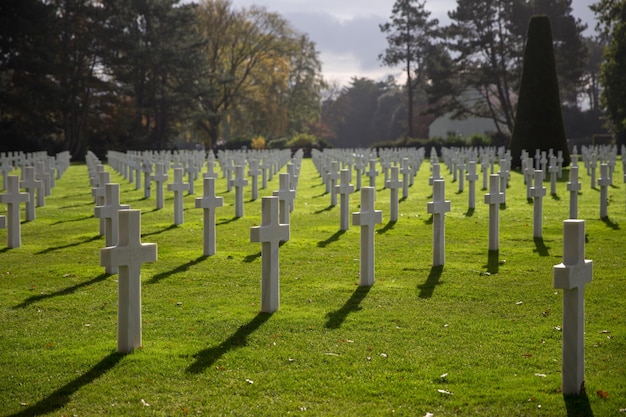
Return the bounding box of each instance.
[101,0,206,149]
[510,16,570,168]
[0,0,59,151]
[443,0,520,135]
[379,0,439,138]
[510,0,588,105]
[592,0,626,146]
[429,0,587,137]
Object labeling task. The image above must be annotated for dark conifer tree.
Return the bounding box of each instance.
[510,15,570,169]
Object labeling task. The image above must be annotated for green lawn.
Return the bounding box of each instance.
[0,155,624,416]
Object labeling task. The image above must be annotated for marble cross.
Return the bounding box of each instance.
[385,166,402,222]
[20,166,42,221]
[567,165,581,219]
[427,179,451,266]
[0,176,29,248]
[273,172,295,226]
[101,210,157,353]
[167,167,190,225]
[151,163,168,210]
[531,170,546,239]
[230,165,248,218]
[95,183,130,273]
[352,187,383,286]
[250,196,290,313]
[484,174,504,251]
[553,220,592,396]
[336,169,354,231]
[466,161,479,210]
[195,177,224,256]
[598,163,610,219]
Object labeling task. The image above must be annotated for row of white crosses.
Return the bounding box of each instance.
[104,149,294,222]
[0,151,71,248]
[96,146,601,395]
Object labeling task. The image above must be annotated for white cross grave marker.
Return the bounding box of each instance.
[466,161,479,210]
[598,163,610,218]
[20,166,42,221]
[0,176,29,248]
[366,159,378,188]
[385,165,402,222]
[549,155,559,196]
[167,167,190,225]
[230,165,248,218]
[336,169,354,231]
[248,159,261,201]
[553,219,592,396]
[95,183,130,273]
[273,172,295,226]
[142,159,152,199]
[101,210,157,353]
[250,196,290,313]
[195,177,224,256]
[531,170,546,239]
[400,158,411,199]
[567,165,581,219]
[484,174,504,251]
[352,187,383,286]
[427,179,451,266]
[328,161,340,207]
[152,163,168,210]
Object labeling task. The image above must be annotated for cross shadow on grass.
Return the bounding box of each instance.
[464,208,475,217]
[314,205,335,214]
[376,220,396,235]
[601,216,620,230]
[36,235,101,254]
[564,393,594,417]
[485,250,499,274]
[14,273,111,309]
[217,216,240,226]
[147,255,208,284]
[418,266,443,299]
[7,351,124,417]
[325,286,371,329]
[186,313,271,374]
[423,214,433,225]
[141,224,178,238]
[317,230,345,247]
[51,215,93,225]
[551,193,561,201]
[533,237,550,257]
[243,251,261,263]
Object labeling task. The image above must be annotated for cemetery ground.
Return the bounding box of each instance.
[1,157,625,417]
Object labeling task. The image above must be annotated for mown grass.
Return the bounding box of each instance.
[0,156,624,416]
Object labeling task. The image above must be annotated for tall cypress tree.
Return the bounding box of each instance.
[510,15,570,168]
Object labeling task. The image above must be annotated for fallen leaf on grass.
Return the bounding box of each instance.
[141,399,150,407]
[534,373,547,378]
[325,352,340,356]
[437,389,453,395]
[424,413,434,417]
[245,379,254,384]
[597,390,609,399]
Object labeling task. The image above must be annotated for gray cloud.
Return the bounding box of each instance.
[285,11,388,71]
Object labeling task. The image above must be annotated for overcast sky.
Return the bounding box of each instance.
[224,0,597,86]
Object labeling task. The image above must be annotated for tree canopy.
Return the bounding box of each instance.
[0,0,325,158]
